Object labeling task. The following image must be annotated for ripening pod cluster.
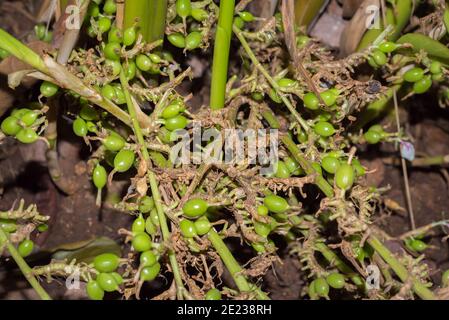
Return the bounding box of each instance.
[167,0,208,50]
[1,104,47,144]
[401,63,440,94]
[0,215,49,261]
[234,10,255,29]
[127,197,162,283]
[249,195,288,253]
[91,130,136,205]
[315,151,366,191]
[367,41,400,69]
[308,273,347,300]
[179,198,210,238]
[367,39,444,94]
[363,124,388,145]
[302,87,340,111]
[34,24,53,43]
[264,156,304,179]
[159,99,189,138]
[87,253,123,300]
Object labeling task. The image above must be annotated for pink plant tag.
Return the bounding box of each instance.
[400,141,415,161]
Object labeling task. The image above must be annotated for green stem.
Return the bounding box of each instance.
[93,91,132,126]
[210,0,235,110]
[410,155,449,166]
[386,154,449,167]
[444,5,449,35]
[119,68,186,299]
[149,173,185,299]
[146,0,168,43]
[0,227,52,300]
[234,25,310,132]
[123,0,149,38]
[389,0,413,41]
[315,242,364,287]
[207,227,269,300]
[367,236,436,300]
[120,68,149,158]
[0,28,48,73]
[0,28,131,126]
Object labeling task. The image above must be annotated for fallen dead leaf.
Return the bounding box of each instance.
[341,0,365,19]
[339,0,380,56]
[384,198,406,214]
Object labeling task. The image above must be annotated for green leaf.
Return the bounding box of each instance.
[444,7,449,34]
[357,28,383,52]
[397,33,449,65]
[294,0,327,28]
[390,0,412,41]
[51,237,121,264]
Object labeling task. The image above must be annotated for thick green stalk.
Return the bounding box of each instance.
[367,236,436,300]
[207,228,248,291]
[0,227,51,300]
[119,68,185,299]
[207,227,269,300]
[397,33,449,65]
[210,0,235,110]
[147,0,168,43]
[123,0,149,38]
[386,154,449,167]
